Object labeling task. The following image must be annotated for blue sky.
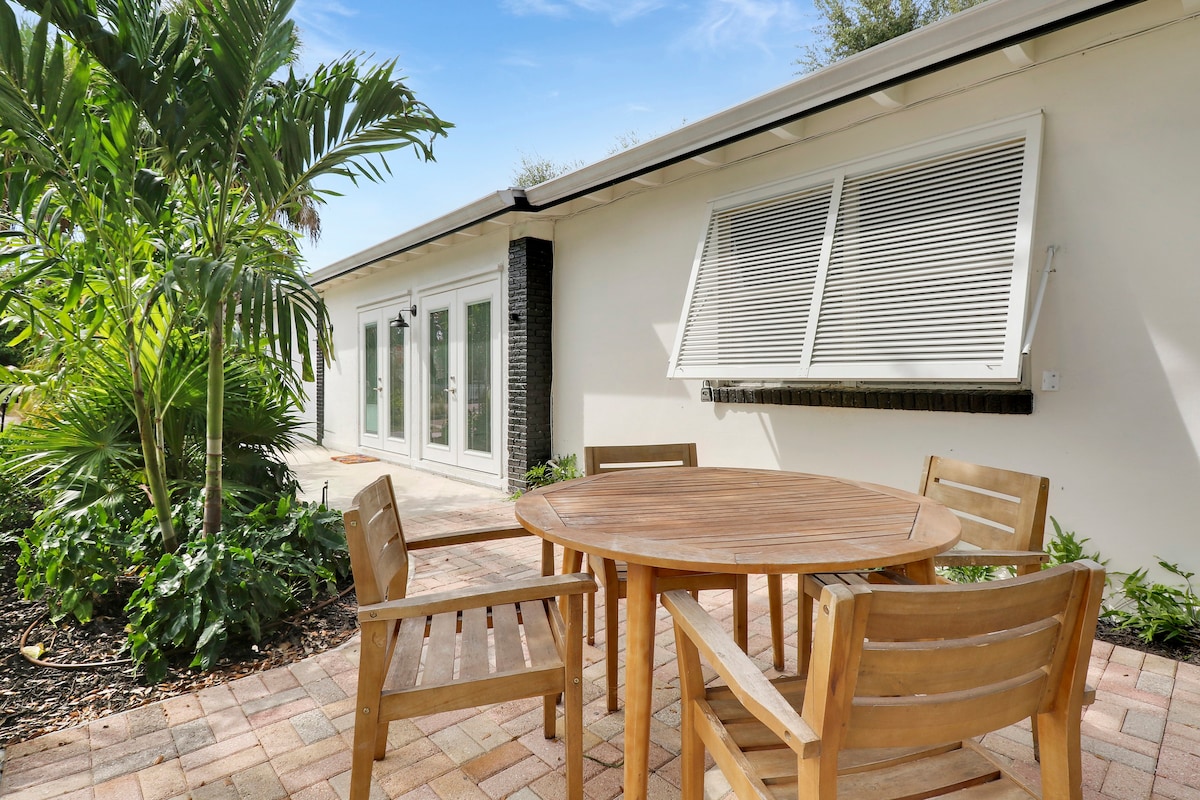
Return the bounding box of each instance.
[291,0,819,270]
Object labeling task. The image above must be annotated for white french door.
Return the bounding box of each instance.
[358,301,411,455]
[421,281,502,476]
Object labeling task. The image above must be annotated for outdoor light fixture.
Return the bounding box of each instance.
[390,305,418,329]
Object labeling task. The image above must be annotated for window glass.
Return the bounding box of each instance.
[363,322,378,435]
[465,301,491,454]
[428,309,449,446]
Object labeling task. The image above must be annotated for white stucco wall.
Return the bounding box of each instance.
[549,2,1200,576]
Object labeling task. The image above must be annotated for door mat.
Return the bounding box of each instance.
[331,454,380,464]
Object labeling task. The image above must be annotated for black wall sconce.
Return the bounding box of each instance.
[390,304,418,329]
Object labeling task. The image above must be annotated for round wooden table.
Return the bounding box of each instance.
[515,467,961,800]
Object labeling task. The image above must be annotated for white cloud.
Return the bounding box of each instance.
[682,0,805,53]
[502,0,573,17]
[501,52,543,68]
[502,0,666,24]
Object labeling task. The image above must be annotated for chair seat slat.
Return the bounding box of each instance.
[384,617,426,692]
[460,605,490,679]
[520,600,560,668]
[835,746,1004,800]
[492,602,526,672]
[423,610,459,686]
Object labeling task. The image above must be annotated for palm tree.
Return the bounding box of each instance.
[2,0,448,540]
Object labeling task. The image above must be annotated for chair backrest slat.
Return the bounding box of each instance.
[585,443,698,475]
[861,567,1081,641]
[855,617,1061,696]
[845,673,1050,749]
[919,455,1050,553]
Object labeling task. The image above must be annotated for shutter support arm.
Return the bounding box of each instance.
[1021,246,1057,355]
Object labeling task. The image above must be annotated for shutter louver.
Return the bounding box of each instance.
[668,115,1041,383]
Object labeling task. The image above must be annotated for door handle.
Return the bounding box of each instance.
[448,376,457,395]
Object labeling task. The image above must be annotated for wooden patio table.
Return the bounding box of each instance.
[514,466,961,800]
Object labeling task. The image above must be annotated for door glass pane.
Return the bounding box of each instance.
[428,308,449,446]
[387,323,405,439]
[363,322,379,435]
[465,301,491,454]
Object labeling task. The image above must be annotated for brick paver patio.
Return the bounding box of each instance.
[2,522,1197,800]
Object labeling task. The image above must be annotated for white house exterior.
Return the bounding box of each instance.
[309,0,1200,576]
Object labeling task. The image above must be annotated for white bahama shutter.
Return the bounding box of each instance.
[671,184,834,378]
[668,114,1042,383]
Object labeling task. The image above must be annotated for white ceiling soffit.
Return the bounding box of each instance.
[312,0,1133,286]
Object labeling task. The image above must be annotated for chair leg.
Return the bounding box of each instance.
[679,698,705,800]
[797,584,813,677]
[351,704,379,800]
[373,721,388,760]
[586,559,597,645]
[564,592,585,800]
[732,575,749,652]
[605,583,620,712]
[767,574,785,671]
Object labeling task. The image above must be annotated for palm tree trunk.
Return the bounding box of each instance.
[203,305,225,535]
[128,335,178,553]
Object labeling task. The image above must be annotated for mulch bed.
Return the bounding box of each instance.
[0,543,359,750]
[0,546,1195,751]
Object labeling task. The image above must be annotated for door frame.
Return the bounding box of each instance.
[417,278,504,481]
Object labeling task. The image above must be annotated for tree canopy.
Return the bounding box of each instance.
[798,0,986,72]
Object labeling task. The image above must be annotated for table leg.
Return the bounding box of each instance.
[624,562,656,800]
[905,557,938,585]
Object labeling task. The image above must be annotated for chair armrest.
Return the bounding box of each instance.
[406,524,530,550]
[662,589,819,758]
[359,573,595,622]
[934,550,1049,568]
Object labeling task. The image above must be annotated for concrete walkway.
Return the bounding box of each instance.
[286,445,508,515]
[1,451,1197,800]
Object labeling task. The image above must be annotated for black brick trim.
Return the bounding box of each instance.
[507,238,554,494]
[700,385,1033,414]
[315,350,325,444]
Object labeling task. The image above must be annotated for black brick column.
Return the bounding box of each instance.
[508,237,554,494]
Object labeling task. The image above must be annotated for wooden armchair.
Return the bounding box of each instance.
[343,475,595,800]
[798,455,1051,672]
[664,560,1105,800]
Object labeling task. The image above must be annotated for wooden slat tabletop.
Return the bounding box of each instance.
[514,467,960,572]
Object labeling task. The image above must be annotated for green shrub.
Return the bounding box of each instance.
[937,564,1001,583]
[1104,560,1200,646]
[512,454,582,498]
[1044,517,1107,567]
[16,505,150,623]
[125,496,346,682]
[0,440,43,538]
